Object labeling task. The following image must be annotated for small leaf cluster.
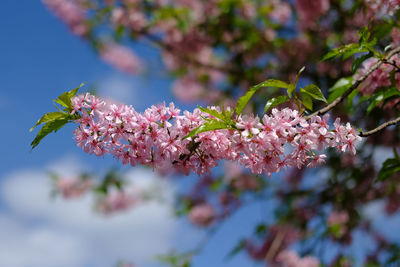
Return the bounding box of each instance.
[377,149,400,182]
[30,83,84,150]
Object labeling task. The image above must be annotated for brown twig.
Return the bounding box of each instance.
[359,116,400,137]
[305,46,400,120]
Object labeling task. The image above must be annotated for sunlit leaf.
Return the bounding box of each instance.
[30,112,67,132]
[235,79,289,115]
[300,84,327,102]
[264,95,288,113]
[53,83,84,109]
[328,77,353,103]
[30,118,70,150]
[183,120,229,139]
[376,157,400,182]
[300,92,313,110]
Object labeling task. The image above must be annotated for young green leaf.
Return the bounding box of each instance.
[300,92,313,110]
[53,83,85,109]
[328,77,353,103]
[287,66,305,97]
[225,239,246,260]
[235,79,290,115]
[300,84,327,102]
[322,43,370,61]
[366,87,400,114]
[183,120,229,139]
[264,95,288,113]
[30,118,71,150]
[376,157,400,182]
[198,106,232,124]
[352,52,373,73]
[30,112,67,132]
[327,77,353,103]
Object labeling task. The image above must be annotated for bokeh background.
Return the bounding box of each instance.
[0,1,271,266]
[2,1,400,267]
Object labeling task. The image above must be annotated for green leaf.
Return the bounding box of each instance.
[366,87,400,114]
[300,92,313,110]
[264,95,288,113]
[287,67,305,97]
[352,52,373,73]
[198,107,232,124]
[30,112,67,132]
[346,89,358,111]
[322,43,368,61]
[300,84,327,102]
[235,79,289,115]
[54,83,84,109]
[254,223,267,237]
[377,157,400,182]
[225,239,246,260]
[30,118,70,150]
[183,120,229,139]
[328,77,353,103]
[210,178,223,191]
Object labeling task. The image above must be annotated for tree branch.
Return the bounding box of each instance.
[359,116,400,137]
[305,46,400,120]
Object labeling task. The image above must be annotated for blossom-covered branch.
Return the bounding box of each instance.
[68,93,361,176]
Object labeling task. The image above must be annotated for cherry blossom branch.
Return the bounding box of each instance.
[305,46,400,120]
[359,116,400,137]
[66,93,361,176]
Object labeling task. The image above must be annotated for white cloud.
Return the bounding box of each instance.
[0,156,180,267]
[97,74,139,106]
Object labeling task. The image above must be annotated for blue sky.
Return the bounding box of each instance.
[0,1,267,266]
[3,2,400,267]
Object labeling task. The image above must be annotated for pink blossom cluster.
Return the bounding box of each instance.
[276,250,320,267]
[269,0,292,24]
[100,43,142,74]
[327,210,349,226]
[42,0,88,36]
[96,191,137,215]
[295,0,330,28]
[71,93,361,176]
[55,177,92,199]
[188,203,216,227]
[365,0,400,16]
[355,55,400,99]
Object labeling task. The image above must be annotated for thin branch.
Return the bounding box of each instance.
[359,116,400,137]
[305,46,400,120]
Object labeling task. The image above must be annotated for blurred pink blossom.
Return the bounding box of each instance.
[188,203,216,226]
[100,43,142,74]
[56,177,91,199]
[276,250,320,267]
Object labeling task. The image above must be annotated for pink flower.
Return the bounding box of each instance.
[70,93,361,176]
[172,76,205,103]
[188,203,216,226]
[97,191,137,215]
[55,177,91,199]
[277,250,320,267]
[295,0,330,28]
[43,0,88,36]
[100,43,142,74]
[236,115,262,137]
[327,211,349,226]
[269,2,292,24]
